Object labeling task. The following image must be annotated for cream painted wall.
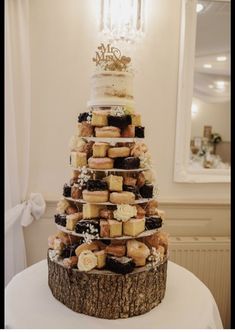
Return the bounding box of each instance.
[191,97,230,141]
[28,0,230,203]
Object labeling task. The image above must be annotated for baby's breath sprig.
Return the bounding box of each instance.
[77,166,91,190]
[110,106,125,117]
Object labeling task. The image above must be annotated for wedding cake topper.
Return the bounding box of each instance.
[92,43,131,71]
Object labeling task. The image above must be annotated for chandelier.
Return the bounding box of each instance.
[99,0,145,42]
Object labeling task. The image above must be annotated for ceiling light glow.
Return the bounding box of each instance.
[191,103,198,116]
[203,64,212,69]
[196,3,204,13]
[215,81,225,90]
[216,56,227,62]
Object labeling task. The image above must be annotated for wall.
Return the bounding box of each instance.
[28,0,230,204]
[191,97,230,141]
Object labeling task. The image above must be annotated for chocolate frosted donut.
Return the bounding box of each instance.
[106,256,135,274]
[54,214,67,227]
[61,243,80,258]
[107,115,132,129]
[145,216,162,230]
[63,184,71,197]
[114,157,140,169]
[78,112,90,123]
[123,184,140,198]
[139,184,153,198]
[135,126,145,138]
[86,179,108,191]
[75,220,100,235]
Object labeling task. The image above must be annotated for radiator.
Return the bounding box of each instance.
[169,236,230,328]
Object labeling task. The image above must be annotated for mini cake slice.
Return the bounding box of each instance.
[66,212,83,231]
[70,151,87,168]
[100,219,110,237]
[108,219,122,237]
[123,218,145,237]
[92,142,110,157]
[94,250,107,269]
[131,113,142,126]
[104,174,123,192]
[83,203,103,219]
[91,110,109,126]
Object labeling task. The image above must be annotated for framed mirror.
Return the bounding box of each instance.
[174,0,230,183]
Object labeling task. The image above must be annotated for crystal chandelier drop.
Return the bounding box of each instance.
[100,0,145,42]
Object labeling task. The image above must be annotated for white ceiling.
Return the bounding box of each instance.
[193,0,230,102]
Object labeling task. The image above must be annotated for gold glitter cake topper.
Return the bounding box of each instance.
[92,43,131,71]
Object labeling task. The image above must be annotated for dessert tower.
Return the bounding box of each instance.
[47,43,169,319]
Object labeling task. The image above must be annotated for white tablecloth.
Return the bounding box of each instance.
[5,260,223,329]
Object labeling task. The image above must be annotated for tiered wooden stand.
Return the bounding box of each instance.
[48,252,167,319]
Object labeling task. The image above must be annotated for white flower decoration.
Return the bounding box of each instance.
[113,204,137,222]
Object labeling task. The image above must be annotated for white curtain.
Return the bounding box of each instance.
[5,0,46,286]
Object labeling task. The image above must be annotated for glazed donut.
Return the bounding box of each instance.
[108,147,130,158]
[136,205,146,218]
[63,256,78,268]
[105,245,126,257]
[95,126,121,138]
[136,172,146,187]
[75,241,100,257]
[82,189,109,203]
[109,191,135,204]
[127,239,150,266]
[99,208,114,219]
[130,142,148,157]
[142,231,168,253]
[88,157,114,169]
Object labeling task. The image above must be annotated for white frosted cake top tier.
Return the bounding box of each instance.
[88,70,134,107]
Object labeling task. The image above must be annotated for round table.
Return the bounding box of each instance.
[5,260,223,329]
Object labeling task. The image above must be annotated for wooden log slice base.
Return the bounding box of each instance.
[48,252,167,319]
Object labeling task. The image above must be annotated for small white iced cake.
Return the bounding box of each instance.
[89,71,134,106]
